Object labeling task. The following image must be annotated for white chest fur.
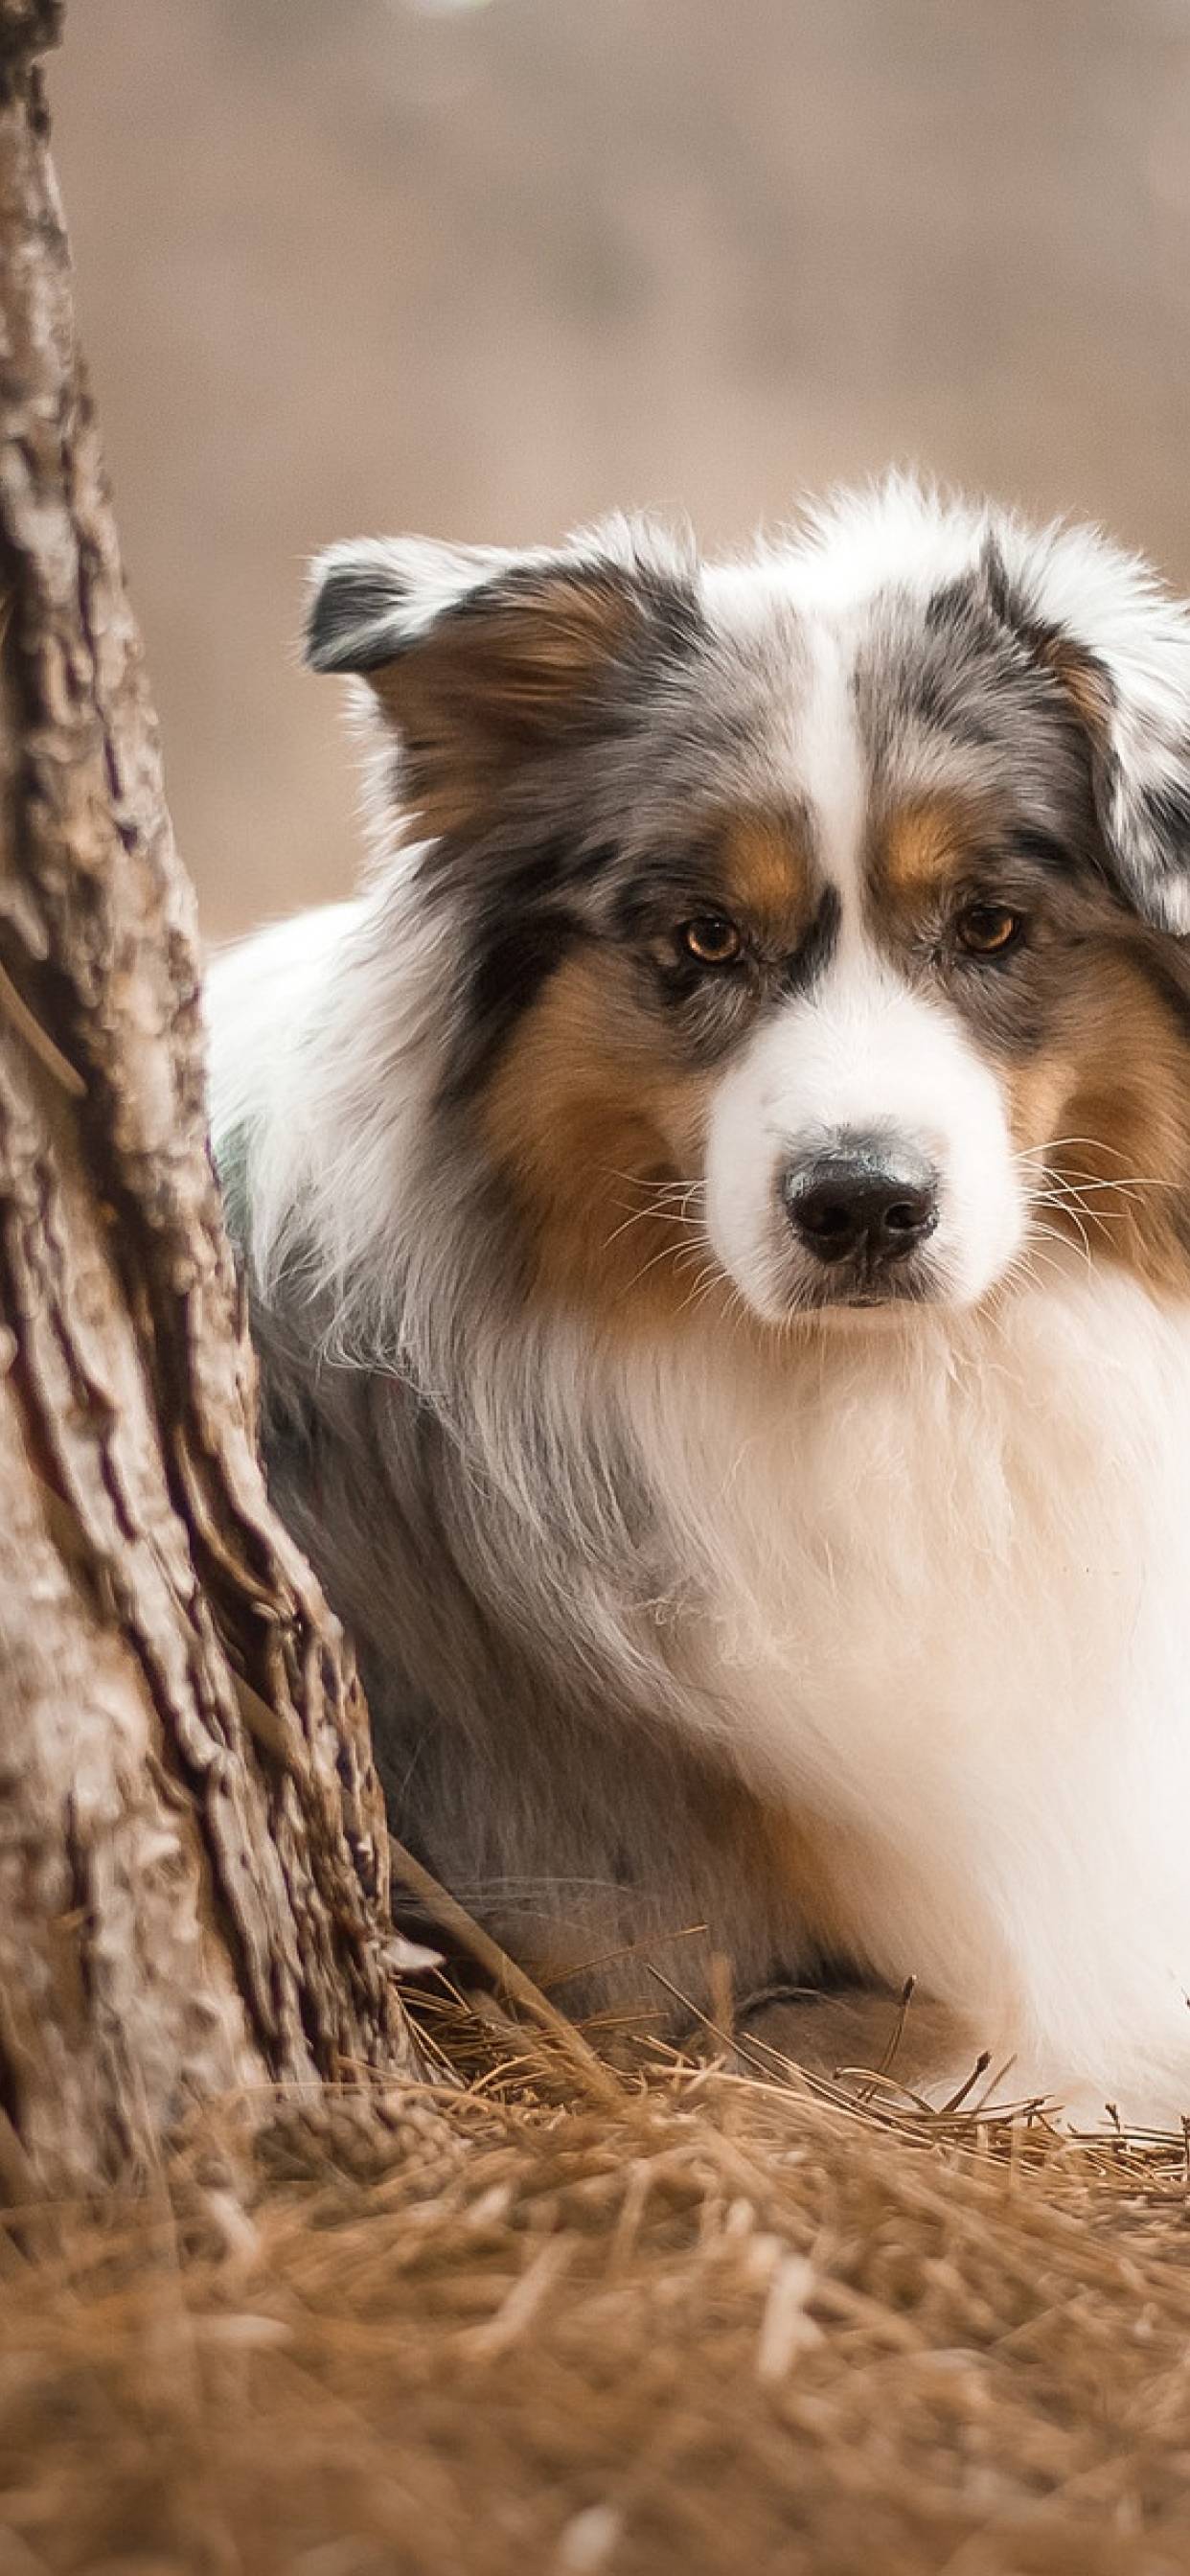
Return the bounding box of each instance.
[620,1264,1190,2122]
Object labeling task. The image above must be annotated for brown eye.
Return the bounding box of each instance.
[681,915,743,966]
[956,903,1024,956]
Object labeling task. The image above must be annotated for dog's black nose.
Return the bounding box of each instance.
[785,1146,939,1267]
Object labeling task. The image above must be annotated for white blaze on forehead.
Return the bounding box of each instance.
[789,616,870,915]
[700,570,871,917]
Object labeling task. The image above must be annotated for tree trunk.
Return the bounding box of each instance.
[0,0,422,2198]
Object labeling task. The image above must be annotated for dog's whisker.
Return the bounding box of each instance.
[1029,1177,1169,1202]
[1015,1136,1162,1167]
[605,1203,707,1254]
[677,1258,731,1319]
[621,1235,711,1300]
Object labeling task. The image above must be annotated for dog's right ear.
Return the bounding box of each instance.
[304,526,700,836]
[305,537,521,678]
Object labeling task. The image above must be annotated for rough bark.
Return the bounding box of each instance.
[0,0,421,2196]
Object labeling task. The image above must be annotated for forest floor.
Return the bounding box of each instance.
[5,1992,1190,2576]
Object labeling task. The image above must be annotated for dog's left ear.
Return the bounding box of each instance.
[990,528,1190,932]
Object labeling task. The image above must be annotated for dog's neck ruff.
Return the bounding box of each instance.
[460,1255,1190,2095]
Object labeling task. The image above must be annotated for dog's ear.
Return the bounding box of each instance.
[983,529,1190,933]
[305,527,700,836]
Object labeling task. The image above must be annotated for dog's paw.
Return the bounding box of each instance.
[739,1987,982,2104]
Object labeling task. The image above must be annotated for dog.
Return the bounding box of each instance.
[207,478,1190,2128]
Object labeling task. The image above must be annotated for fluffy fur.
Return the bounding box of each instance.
[208,479,1190,2127]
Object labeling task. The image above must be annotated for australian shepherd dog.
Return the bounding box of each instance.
[208,480,1190,2128]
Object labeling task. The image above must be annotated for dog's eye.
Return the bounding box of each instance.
[955,903,1025,957]
[680,915,743,966]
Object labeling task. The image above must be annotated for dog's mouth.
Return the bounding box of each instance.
[776,1250,948,1319]
[685,1250,950,1336]
[706,1221,963,1328]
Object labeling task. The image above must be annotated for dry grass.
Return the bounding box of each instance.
[4,1989,1190,2576]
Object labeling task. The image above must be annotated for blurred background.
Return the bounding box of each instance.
[55,0,1190,938]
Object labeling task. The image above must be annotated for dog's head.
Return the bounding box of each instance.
[307,485,1190,1332]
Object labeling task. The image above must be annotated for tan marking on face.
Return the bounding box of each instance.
[1004,953,1190,1295]
[1001,1053,1075,1162]
[721,812,816,947]
[880,795,989,903]
[482,948,731,1331]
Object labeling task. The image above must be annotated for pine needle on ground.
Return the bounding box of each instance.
[3,1980,1190,2576]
